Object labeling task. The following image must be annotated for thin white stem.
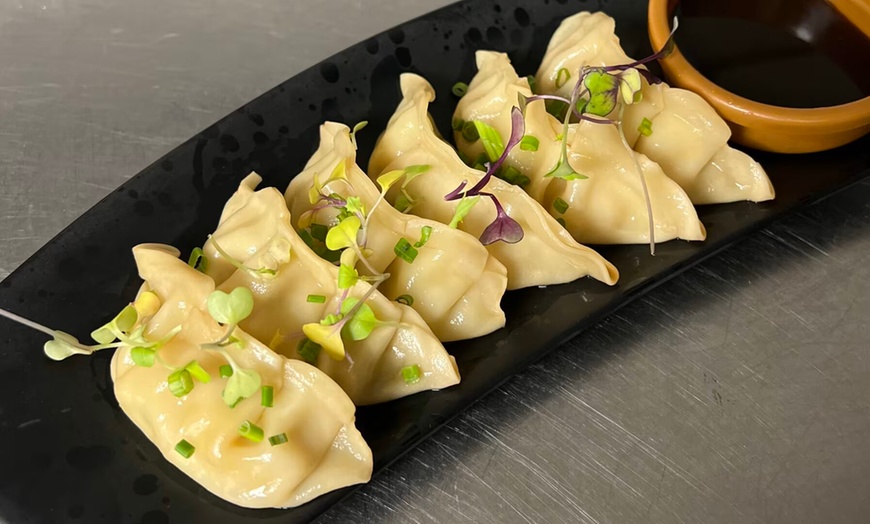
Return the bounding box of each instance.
[0,307,63,339]
[617,105,656,255]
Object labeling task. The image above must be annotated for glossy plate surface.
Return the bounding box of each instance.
[0,0,868,522]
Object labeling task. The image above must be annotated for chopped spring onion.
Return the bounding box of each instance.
[526,75,538,94]
[297,337,322,365]
[396,294,414,306]
[556,217,567,228]
[519,135,539,151]
[130,346,155,368]
[187,247,207,273]
[175,439,195,458]
[307,294,326,304]
[185,360,211,384]
[555,67,571,88]
[310,223,328,242]
[261,385,274,408]
[499,166,530,188]
[268,433,289,446]
[239,420,264,442]
[452,82,469,97]
[461,121,479,143]
[401,364,422,384]
[553,197,569,215]
[219,365,233,378]
[168,369,194,397]
[414,226,433,248]
[452,117,465,131]
[394,238,418,264]
[638,117,653,137]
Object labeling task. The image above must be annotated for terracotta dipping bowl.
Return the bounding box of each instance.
[648,0,870,153]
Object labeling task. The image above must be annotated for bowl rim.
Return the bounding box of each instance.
[647,0,870,134]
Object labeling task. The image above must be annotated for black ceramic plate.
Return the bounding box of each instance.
[1,0,868,522]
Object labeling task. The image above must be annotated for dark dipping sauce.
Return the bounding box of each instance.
[676,0,870,108]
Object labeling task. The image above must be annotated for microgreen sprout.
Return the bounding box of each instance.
[350,121,368,150]
[208,235,278,277]
[444,107,526,245]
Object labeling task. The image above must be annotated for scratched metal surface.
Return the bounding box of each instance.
[2,1,870,523]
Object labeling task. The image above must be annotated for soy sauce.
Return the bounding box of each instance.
[676,0,870,108]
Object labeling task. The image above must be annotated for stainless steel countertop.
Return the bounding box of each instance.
[2,1,869,523]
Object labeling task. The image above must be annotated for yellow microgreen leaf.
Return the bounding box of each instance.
[340,247,358,268]
[376,169,407,194]
[620,68,642,105]
[302,323,345,360]
[133,291,161,318]
[324,216,361,251]
[309,172,324,205]
[337,264,359,289]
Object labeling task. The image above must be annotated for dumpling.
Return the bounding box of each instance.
[454,51,706,245]
[535,11,775,204]
[203,173,461,405]
[112,244,373,508]
[284,121,508,342]
[368,73,619,289]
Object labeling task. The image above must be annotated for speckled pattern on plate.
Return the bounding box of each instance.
[0,0,869,523]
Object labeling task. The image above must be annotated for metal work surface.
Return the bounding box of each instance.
[2,1,869,523]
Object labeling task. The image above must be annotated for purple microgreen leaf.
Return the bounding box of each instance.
[478,193,523,245]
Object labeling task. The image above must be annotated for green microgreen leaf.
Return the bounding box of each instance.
[448,195,480,228]
[297,337,322,365]
[394,238,418,264]
[345,196,364,216]
[222,366,261,407]
[325,216,361,251]
[207,287,254,326]
[401,364,422,384]
[91,305,138,345]
[473,121,504,163]
[414,225,433,248]
[376,169,406,194]
[395,294,414,306]
[553,197,569,214]
[320,313,342,326]
[340,298,378,341]
[239,420,264,442]
[338,263,360,289]
[586,91,616,117]
[219,364,233,378]
[131,346,156,367]
[584,70,617,94]
[545,157,588,181]
[452,82,468,97]
[395,194,412,213]
[555,67,571,89]
[519,135,539,151]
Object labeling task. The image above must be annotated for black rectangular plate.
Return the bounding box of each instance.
[0,0,868,522]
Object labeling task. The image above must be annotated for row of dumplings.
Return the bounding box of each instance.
[110,11,774,510]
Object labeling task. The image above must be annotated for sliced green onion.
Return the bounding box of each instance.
[219,365,233,378]
[555,67,571,89]
[414,226,433,248]
[184,360,211,384]
[452,117,465,132]
[546,99,569,120]
[130,346,155,367]
[461,121,479,143]
[395,194,412,213]
[556,217,567,228]
[401,364,422,384]
[268,433,289,446]
[394,238,418,264]
[499,166,530,188]
[175,439,195,458]
[310,223,328,242]
[638,117,653,137]
[396,294,414,306]
[553,197,569,215]
[452,82,469,97]
[261,386,274,408]
[299,228,316,249]
[297,337,322,365]
[168,369,194,397]
[187,247,207,273]
[526,75,538,94]
[519,135,539,152]
[239,420,264,442]
[307,294,326,304]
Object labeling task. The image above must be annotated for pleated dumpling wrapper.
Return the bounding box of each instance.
[454,51,706,245]
[535,11,775,205]
[201,173,460,405]
[111,244,372,509]
[368,73,618,289]
[284,121,508,342]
